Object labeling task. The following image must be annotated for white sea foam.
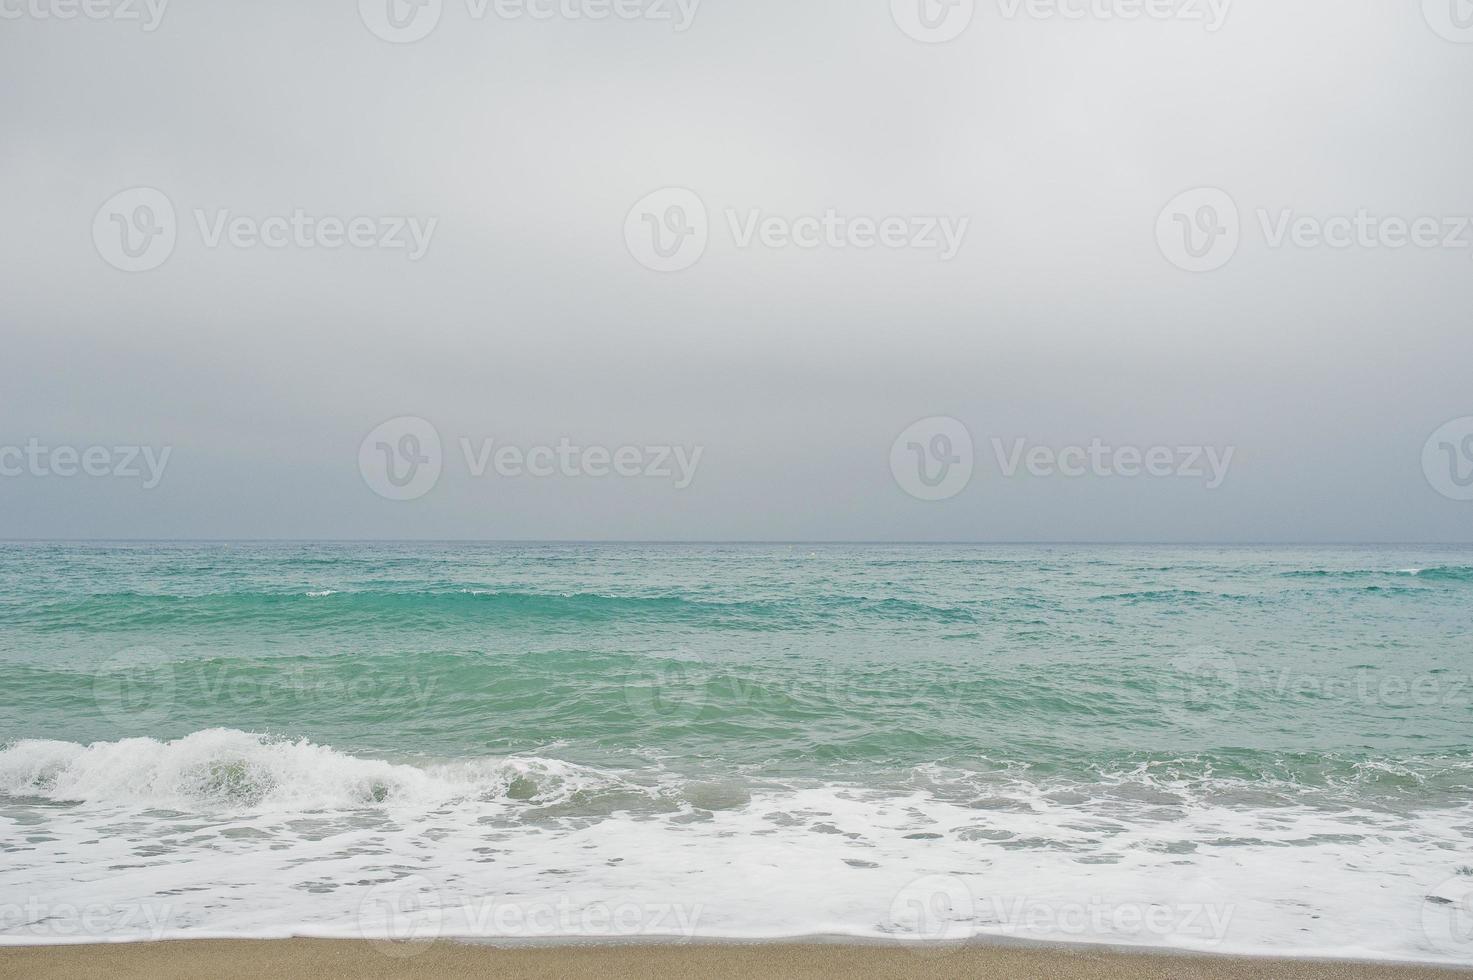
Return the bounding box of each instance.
[1,731,1470,965]
[0,730,633,811]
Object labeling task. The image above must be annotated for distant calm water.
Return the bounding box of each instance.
[2,542,1472,961]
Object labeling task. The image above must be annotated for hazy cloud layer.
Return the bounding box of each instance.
[2,0,1471,540]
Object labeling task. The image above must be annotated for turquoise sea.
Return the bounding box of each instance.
[2,542,1472,961]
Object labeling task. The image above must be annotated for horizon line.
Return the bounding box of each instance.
[3,538,1472,547]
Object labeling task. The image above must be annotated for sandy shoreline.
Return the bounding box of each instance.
[2,939,1469,979]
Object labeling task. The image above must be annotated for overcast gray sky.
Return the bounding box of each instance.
[2,0,1471,541]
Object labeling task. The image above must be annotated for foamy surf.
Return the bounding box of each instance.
[2,729,1470,964]
[0,730,632,812]
[4,542,1473,963]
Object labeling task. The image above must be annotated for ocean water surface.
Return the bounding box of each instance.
[1,542,1472,962]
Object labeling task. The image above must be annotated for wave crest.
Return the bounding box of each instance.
[0,729,629,811]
